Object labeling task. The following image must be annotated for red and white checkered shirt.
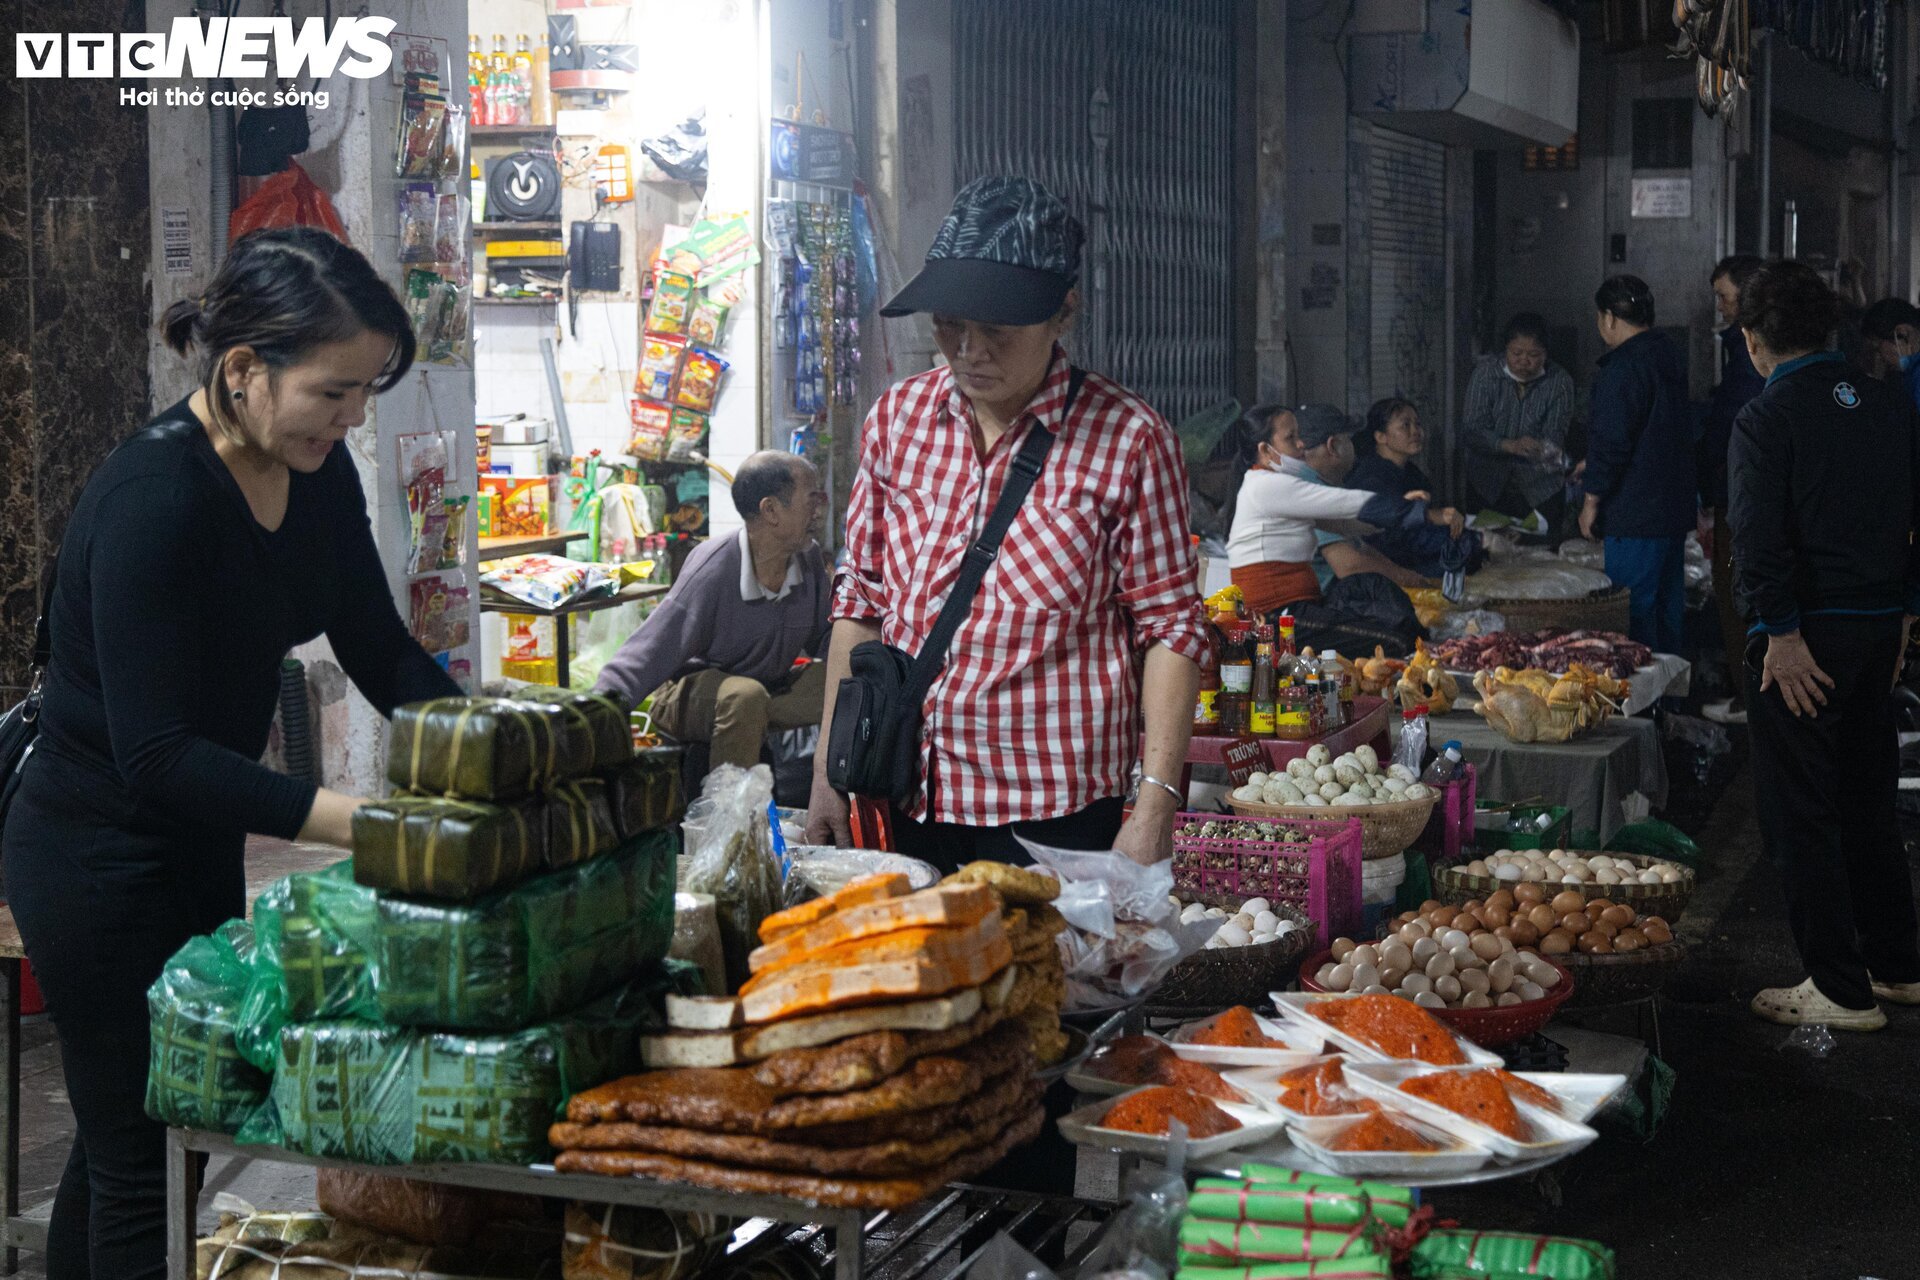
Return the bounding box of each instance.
[832,350,1208,826]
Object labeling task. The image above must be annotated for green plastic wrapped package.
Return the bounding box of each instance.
[1189,1179,1392,1230]
[1208,1169,1416,1227]
[1178,1218,1384,1267]
[514,686,632,770]
[601,749,685,839]
[256,830,678,1032]
[1176,1261,1392,1279]
[351,795,548,901]
[242,962,699,1165]
[388,697,585,800]
[1409,1230,1617,1280]
[146,920,272,1134]
[545,778,617,868]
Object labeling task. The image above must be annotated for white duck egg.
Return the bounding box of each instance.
[1216,923,1252,947]
[1326,963,1354,990]
[1243,897,1272,915]
[1254,911,1281,933]
[1350,962,1381,989]
[1414,991,1447,1009]
[1306,744,1332,766]
[1399,972,1434,996]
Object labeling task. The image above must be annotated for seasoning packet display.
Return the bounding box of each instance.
[687,292,732,346]
[627,399,672,461]
[407,573,471,654]
[673,346,729,412]
[645,270,694,336]
[636,335,686,402]
[665,408,707,462]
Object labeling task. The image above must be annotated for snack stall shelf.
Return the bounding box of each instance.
[166,1131,1117,1280]
[478,581,668,688]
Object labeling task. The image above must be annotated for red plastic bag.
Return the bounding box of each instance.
[228,160,347,244]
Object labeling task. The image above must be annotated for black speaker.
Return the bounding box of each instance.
[485,152,562,221]
[547,16,580,71]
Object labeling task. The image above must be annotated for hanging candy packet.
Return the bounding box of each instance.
[434,193,468,263]
[627,400,673,462]
[395,91,447,179]
[645,271,694,336]
[398,433,449,575]
[665,408,707,462]
[636,335,686,401]
[674,346,729,413]
[439,495,471,569]
[398,186,438,262]
[436,105,468,181]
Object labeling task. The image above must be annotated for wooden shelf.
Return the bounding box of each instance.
[474,220,562,233]
[473,124,556,139]
[476,296,561,306]
[478,531,576,561]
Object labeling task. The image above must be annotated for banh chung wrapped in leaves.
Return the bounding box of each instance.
[253,830,677,1034]
[146,920,272,1134]
[511,685,633,771]
[387,697,588,800]
[545,778,618,868]
[351,794,547,901]
[240,963,700,1165]
[600,748,685,840]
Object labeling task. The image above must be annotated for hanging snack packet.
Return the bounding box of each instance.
[627,400,672,462]
[434,193,467,263]
[645,270,694,336]
[436,105,468,181]
[636,335,686,402]
[687,293,732,346]
[665,408,707,462]
[399,434,448,575]
[439,495,471,569]
[673,346,729,413]
[398,187,438,263]
[395,92,447,179]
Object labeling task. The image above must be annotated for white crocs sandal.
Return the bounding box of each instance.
[1870,977,1920,1006]
[1749,978,1886,1031]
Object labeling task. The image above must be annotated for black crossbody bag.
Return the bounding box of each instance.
[826,368,1084,807]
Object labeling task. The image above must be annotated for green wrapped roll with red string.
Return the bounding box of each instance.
[1176,1260,1392,1280]
[1193,1175,1414,1229]
[1410,1229,1617,1280]
[1179,1219,1384,1267]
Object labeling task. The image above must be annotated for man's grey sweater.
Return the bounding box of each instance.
[593,530,830,708]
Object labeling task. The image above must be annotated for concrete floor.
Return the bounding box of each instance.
[6,760,1916,1277]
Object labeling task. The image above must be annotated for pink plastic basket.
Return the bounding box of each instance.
[1171,812,1365,941]
[1414,763,1477,865]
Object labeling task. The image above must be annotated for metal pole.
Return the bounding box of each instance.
[1756,33,1773,257]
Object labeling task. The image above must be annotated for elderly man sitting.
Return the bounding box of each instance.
[595,451,830,768]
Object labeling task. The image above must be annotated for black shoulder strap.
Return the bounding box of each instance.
[30,413,202,677]
[902,367,1085,702]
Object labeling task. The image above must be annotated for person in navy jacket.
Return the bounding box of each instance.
[1729,259,1920,1030]
[1578,275,1697,652]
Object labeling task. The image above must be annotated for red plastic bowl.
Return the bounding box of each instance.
[1294,948,1574,1048]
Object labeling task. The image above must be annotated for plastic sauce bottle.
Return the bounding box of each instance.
[1193,646,1222,734]
[1319,649,1345,729]
[1394,705,1429,777]
[1217,624,1253,735]
[531,34,554,126]
[1250,622,1277,736]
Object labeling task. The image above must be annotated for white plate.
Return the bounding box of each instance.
[1284,1113,1495,1178]
[1061,1034,1245,1099]
[1504,1071,1628,1124]
[1165,1009,1326,1067]
[1341,1062,1598,1161]
[1220,1059,1373,1124]
[1267,991,1503,1068]
[1197,1129,1582,1190]
[1057,1086,1287,1161]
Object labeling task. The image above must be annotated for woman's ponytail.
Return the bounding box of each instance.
[159,296,201,356]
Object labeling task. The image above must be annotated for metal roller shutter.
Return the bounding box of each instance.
[952,0,1236,425]
[1367,129,1449,417]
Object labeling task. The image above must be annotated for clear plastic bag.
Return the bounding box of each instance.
[1020,842,1217,1006]
[1070,1156,1189,1279]
[1431,609,1508,641]
[681,764,781,991]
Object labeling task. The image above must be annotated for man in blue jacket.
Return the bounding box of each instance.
[1579,275,1698,653]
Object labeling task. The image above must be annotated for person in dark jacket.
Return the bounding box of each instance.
[1348,397,1481,578]
[0,229,460,1279]
[1701,256,1768,724]
[1859,296,1920,405]
[1730,260,1920,1032]
[1579,275,1697,652]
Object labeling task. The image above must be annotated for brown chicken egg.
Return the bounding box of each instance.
[1527,904,1560,932]
[1550,890,1587,915]
[1539,928,1574,955]
[1577,930,1614,955]
[1560,911,1592,934]
[1513,883,1546,905]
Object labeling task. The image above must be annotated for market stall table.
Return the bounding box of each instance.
[0,840,347,1275]
[1432,712,1668,844]
[1444,654,1691,718]
[478,581,668,688]
[478,531,578,562]
[1177,695,1394,792]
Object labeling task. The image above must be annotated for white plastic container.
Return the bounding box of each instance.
[1361,854,1408,906]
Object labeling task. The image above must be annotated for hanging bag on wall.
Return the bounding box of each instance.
[825,369,1083,807]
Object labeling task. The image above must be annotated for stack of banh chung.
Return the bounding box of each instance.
[551,863,1070,1208]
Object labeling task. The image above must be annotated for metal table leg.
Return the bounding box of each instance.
[0,958,17,1277]
[833,1208,865,1280]
[165,1128,201,1280]
[554,612,571,689]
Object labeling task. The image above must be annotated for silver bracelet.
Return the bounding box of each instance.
[1140,773,1185,804]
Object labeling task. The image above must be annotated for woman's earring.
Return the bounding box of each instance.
[232,390,245,401]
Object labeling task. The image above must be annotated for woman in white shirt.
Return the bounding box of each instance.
[1227,404,1461,617]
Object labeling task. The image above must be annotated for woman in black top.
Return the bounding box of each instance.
[1347,397,1432,497]
[0,228,459,1279]
[1730,260,1920,1032]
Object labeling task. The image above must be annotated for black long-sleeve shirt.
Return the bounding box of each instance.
[35,398,458,841]
[1582,329,1697,538]
[1728,352,1920,636]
